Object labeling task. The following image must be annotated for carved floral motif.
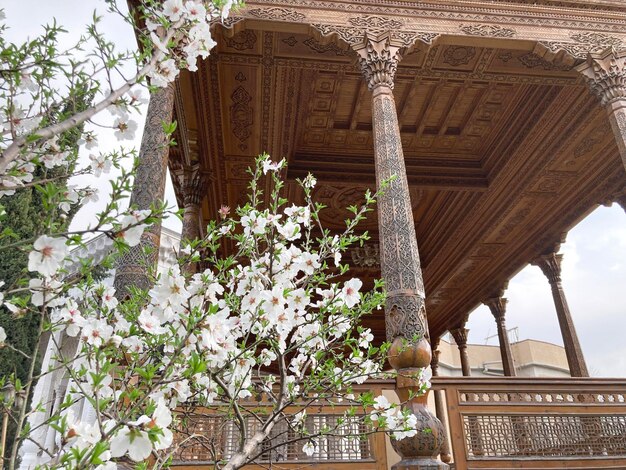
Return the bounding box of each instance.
[230,86,253,143]
[372,93,427,342]
[245,7,305,22]
[443,46,476,66]
[570,32,622,47]
[542,33,623,60]
[532,252,563,284]
[355,36,401,90]
[576,48,626,106]
[459,24,516,38]
[224,30,257,50]
[181,167,211,208]
[281,35,298,46]
[311,23,438,50]
[348,15,404,31]
[311,23,364,46]
[450,327,469,347]
[351,244,380,267]
[518,52,572,71]
[303,37,348,56]
[484,295,508,322]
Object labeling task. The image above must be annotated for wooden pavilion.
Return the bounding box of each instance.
[115,1,626,468]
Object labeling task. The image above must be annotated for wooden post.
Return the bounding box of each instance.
[178,166,210,274]
[532,250,589,377]
[450,327,471,377]
[576,47,626,172]
[430,339,452,464]
[484,296,517,377]
[113,84,175,296]
[354,32,448,470]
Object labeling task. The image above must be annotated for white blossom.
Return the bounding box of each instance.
[302,441,316,456]
[341,278,362,308]
[113,117,138,140]
[185,1,207,21]
[28,235,67,277]
[89,154,111,177]
[109,426,152,462]
[163,0,186,21]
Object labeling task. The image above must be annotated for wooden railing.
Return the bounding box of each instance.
[171,380,393,469]
[431,377,626,470]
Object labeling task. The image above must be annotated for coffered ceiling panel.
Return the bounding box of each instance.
[173,23,625,342]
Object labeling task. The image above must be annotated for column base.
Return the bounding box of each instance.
[392,458,449,470]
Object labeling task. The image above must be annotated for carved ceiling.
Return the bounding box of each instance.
[172,19,625,342]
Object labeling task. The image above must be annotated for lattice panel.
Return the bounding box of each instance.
[460,391,626,404]
[173,413,372,464]
[463,414,626,458]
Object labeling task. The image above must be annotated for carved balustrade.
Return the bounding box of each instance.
[170,377,626,469]
[431,377,626,470]
[170,380,393,470]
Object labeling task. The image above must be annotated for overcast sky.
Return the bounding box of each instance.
[5,1,626,376]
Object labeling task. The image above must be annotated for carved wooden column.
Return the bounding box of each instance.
[576,48,626,171]
[450,326,471,377]
[354,33,447,470]
[484,296,516,377]
[181,167,209,243]
[114,84,175,296]
[532,251,589,377]
[430,338,452,464]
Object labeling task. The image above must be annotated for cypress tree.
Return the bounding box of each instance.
[0,84,94,460]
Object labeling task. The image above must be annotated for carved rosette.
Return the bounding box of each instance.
[114,84,175,298]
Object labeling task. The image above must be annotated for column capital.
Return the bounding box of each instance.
[532,251,563,285]
[450,326,469,348]
[576,47,626,107]
[484,296,508,322]
[354,33,402,91]
[182,166,211,208]
[602,187,626,213]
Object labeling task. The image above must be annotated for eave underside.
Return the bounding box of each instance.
[169,17,625,342]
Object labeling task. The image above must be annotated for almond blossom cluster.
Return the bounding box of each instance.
[0,0,242,191]
[0,156,428,469]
